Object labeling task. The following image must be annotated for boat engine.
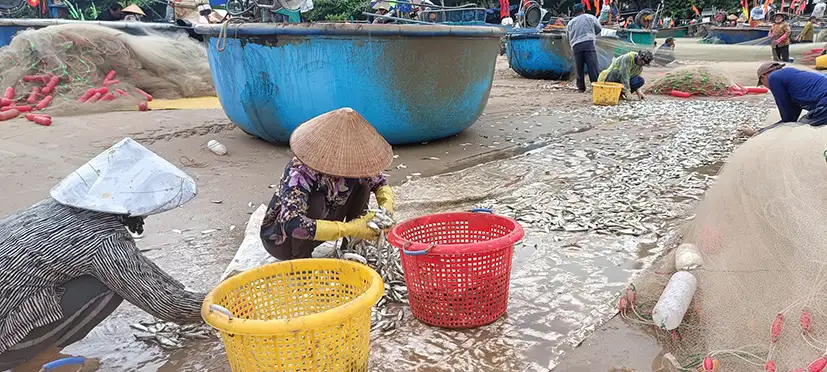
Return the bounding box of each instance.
[518,0,542,28]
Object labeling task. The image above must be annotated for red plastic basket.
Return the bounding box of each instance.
[388,211,524,328]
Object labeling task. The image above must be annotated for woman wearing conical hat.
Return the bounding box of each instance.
[260,108,395,261]
[122,4,146,21]
[0,138,204,369]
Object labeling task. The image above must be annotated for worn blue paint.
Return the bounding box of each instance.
[708,26,770,44]
[196,23,504,145]
[0,26,24,48]
[506,32,613,80]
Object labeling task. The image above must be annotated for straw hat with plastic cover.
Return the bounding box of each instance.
[774,11,790,21]
[372,1,391,11]
[50,138,197,217]
[290,108,393,179]
[122,4,146,16]
[727,14,738,21]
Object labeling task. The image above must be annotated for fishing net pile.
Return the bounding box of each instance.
[632,124,827,371]
[0,24,214,114]
[647,67,742,96]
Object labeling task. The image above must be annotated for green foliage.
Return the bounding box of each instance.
[304,0,366,21]
[65,0,85,20]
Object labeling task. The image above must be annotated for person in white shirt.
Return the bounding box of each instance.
[813,0,826,19]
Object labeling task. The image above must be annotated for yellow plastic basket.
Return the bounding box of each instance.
[202,259,384,372]
[592,82,624,106]
[817,54,827,70]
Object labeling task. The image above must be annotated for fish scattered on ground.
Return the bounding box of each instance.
[130,319,215,350]
[337,208,408,335]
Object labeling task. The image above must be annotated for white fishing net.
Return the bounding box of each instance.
[635,124,827,371]
[0,24,214,114]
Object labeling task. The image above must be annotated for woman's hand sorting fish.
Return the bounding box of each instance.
[259,108,396,261]
[0,138,206,370]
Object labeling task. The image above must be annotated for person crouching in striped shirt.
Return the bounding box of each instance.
[0,138,206,370]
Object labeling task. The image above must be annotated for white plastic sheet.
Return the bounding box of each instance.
[50,137,197,216]
[220,204,276,280]
[220,204,338,281]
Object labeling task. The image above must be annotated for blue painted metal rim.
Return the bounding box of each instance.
[194,22,506,38]
[506,32,565,40]
[0,18,190,32]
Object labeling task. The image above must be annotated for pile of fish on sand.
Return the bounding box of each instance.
[130,319,215,350]
[337,208,409,336]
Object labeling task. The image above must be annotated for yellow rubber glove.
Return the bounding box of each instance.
[314,213,379,241]
[375,185,395,215]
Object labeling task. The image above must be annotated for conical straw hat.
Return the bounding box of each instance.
[123,4,146,15]
[290,108,393,178]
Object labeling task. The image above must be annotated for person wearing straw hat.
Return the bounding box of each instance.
[372,1,393,23]
[260,108,395,261]
[121,4,146,21]
[740,62,827,136]
[770,12,792,61]
[0,138,206,370]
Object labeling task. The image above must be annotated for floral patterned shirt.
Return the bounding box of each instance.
[262,158,387,243]
[770,22,791,47]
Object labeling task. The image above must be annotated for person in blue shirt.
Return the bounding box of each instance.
[741,62,827,136]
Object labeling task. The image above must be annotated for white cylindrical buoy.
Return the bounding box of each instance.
[652,271,698,330]
[207,140,228,156]
[675,243,704,270]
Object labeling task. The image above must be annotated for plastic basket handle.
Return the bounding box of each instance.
[209,304,234,320]
[402,242,436,256]
[41,357,85,371]
[471,208,493,214]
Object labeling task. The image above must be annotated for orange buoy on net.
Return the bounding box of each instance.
[671,90,691,98]
[747,87,768,94]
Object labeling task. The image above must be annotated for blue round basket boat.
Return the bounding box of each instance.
[194,23,504,145]
[505,31,614,80]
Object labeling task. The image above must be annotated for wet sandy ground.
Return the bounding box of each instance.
[0,57,773,371]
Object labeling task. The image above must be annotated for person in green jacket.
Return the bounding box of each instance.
[598,50,653,100]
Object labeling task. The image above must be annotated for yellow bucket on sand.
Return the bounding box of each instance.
[202,259,384,372]
[817,54,827,70]
[591,82,624,106]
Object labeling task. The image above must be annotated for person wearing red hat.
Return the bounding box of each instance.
[260,108,396,260]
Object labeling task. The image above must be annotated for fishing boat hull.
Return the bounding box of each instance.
[195,23,504,145]
[707,26,770,44]
[505,31,613,80]
[0,25,24,47]
[0,19,192,47]
[615,29,658,46]
[657,26,688,38]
